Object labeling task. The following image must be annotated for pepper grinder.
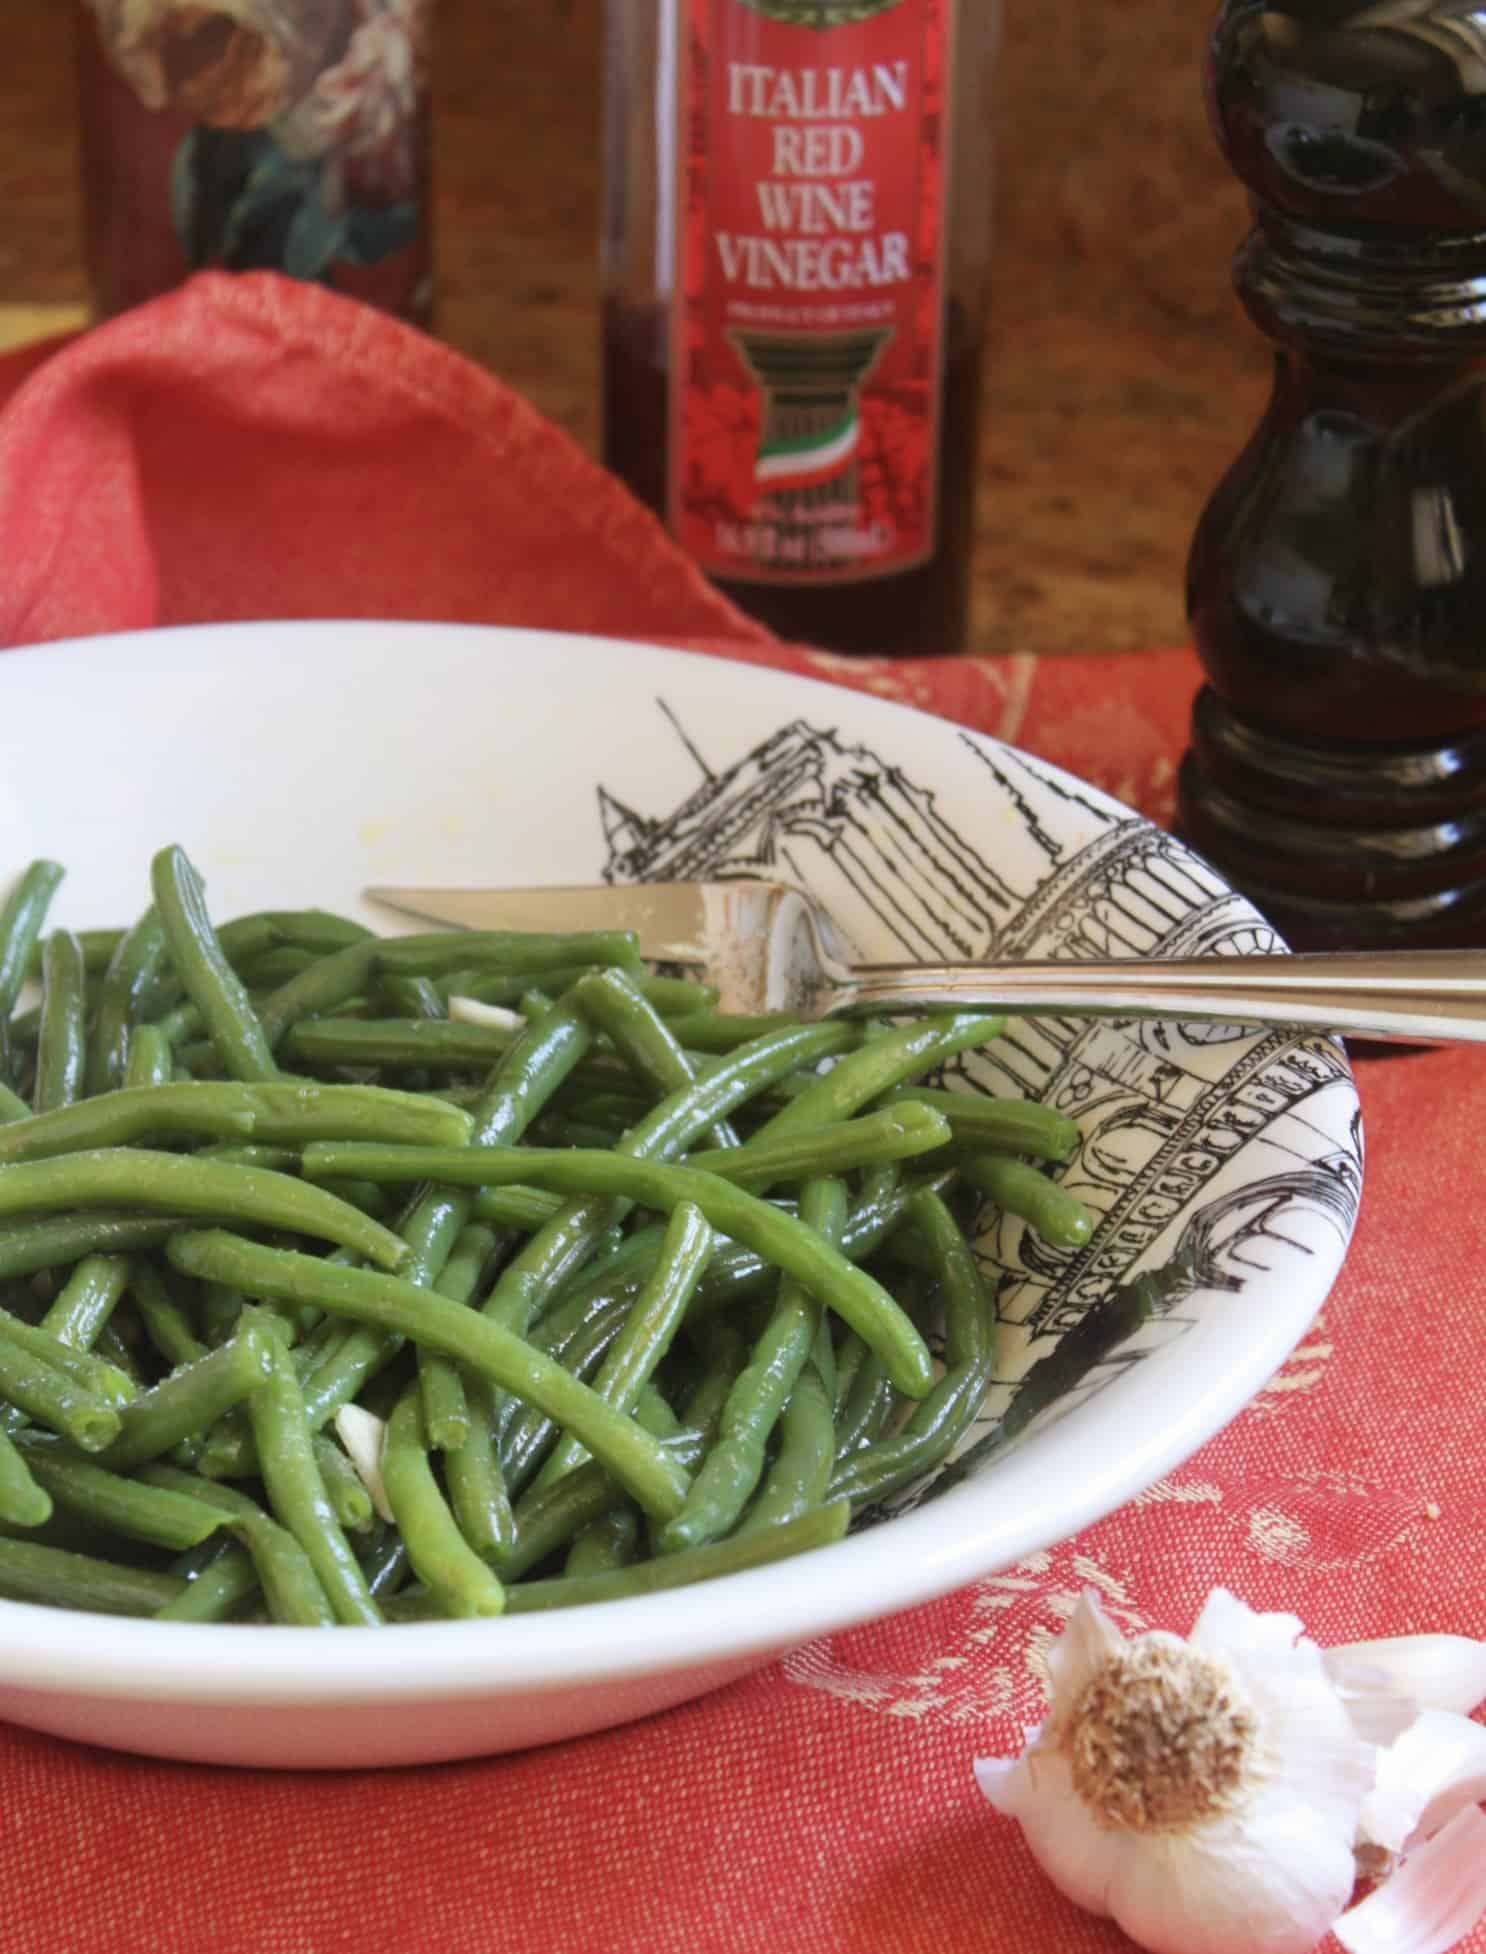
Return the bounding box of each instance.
[1181,0,1486,950]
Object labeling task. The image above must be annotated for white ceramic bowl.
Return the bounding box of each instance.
[0,622,1362,1769]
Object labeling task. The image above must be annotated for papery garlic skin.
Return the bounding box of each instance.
[975,1589,1378,1954]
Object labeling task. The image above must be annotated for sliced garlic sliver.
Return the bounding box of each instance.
[448,995,526,1032]
[1327,1637,1486,1718]
[1335,1805,1486,1954]
[333,1403,395,1523]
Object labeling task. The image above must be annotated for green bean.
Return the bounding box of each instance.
[532,1203,712,1494]
[168,1231,693,1523]
[0,861,64,1039]
[0,1328,122,1451]
[450,967,716,1017]
[0,1534,187,1617]
[0,1081,30,1125]
[498,1295,634,1489]
[829,1190,998,1504]
[14,1436,230,1551]
[375,930,643,980]
[445,1377,514,1563]
[235,909,373,957]
[154,1544,261,1623]
[123,1023,173,1090]
[0,1149,409,1270]
[879,1085,1080,1161]
[752,1014,1008,1144]
[253,941,377,1050]
[573,968,738,1150]
[834,1347,896,1456]
[960,1152,1095,1248]
[382,1385,505,1618]
[92,1318,277,1469]
[39,1253,133,1351]
[381,972,445,1019]
[683,1104,951,1187]
[0,1215,184,1282]
[501,1431,706,1580]
[0,1078,474,1167]
[0,1425,51,1527]
[84,910,168,1095]
[660,1177,846,1553]
[151,845,280,1082]
[130,1264,208,1369]
[300,1145,932,1399]
[34,931,86,1113]
[500,1501,851,1613]
[311,1433,375,1532]
[0,1309,133,1405]
[565,1505,640,1575]
[418,1223,495,1487]
[247,1339,381,1627]
[662,1011,799,1052]
[739,1365,836,1534]
[144,1466,339,1627]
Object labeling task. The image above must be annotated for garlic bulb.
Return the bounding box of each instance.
[975,1589,1486,1954]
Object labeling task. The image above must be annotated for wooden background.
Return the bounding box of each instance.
[0,0,1271,654]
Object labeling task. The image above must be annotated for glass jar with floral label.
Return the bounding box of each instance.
[77,0,433,325]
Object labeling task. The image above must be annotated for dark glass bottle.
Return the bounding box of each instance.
[1181,0,1486,949]
[601,0,998,654]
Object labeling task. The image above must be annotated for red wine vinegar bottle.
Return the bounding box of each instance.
[601,0,999,654]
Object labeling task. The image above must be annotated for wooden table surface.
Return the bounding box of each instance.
[0,0,1270,656]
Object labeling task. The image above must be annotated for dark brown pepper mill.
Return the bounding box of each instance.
[1181,0,1486,950]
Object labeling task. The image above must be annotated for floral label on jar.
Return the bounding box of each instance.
[79,0,432,323]
[671,0,956,586]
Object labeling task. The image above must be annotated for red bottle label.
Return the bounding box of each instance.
[672,0,954,586]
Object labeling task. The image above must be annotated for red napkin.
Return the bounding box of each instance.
[2,275,1483,1954]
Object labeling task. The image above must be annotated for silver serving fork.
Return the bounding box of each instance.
[365,879,1486,1045]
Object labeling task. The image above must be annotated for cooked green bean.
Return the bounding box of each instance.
[0,1309,133,1405]
[496,1501,851,1614]
[829,1189,998,1504]
[0,1082,29,1125]
[145,1467,337,1627]
[0,1215,185,1282]
[535,1201,712,1492]
[501,1431,706,1581]
[93,1318,277,1470]
[0,1534,187,1617]
[247,1339,381,1627]
[129,1264,208,1369]
[0,861,64,1043]
[34,931,86,1114]
[0,1078,473,1167]
[573,968,738,1150]
[123,1023,173,1091]
[39,1252,133,1351]
[960,1152,1094,1248]
[300,1144,932,1399]
[661,1177,847,1553]
[254,941,377,1050]
[683,1104,952,1187]
[0,1328,122,1451]
[168,1231,694,1523]
[382,1385,505,1618]
[879,1085,1079,1161]
[0,1425,51,1528]
[565,1505,640,1575]
[13,1437,230,1551]
[0,1149,409,1269]
[311,1433,375,1533]
[739,1366,836,1535]
[376,929,643,980]
[153,1543,260,1623]
[151,845,280,1082]
[752,1014,1008,1144]
[85,910,168,1095]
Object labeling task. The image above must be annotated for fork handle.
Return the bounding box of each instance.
[830,948,1486,1044]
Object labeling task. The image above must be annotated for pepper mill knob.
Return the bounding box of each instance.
[1181,0,1486,949]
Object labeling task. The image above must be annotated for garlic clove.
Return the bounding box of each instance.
[1361,1709,1486,1859]
[1326,1636,1486,1718]
[1111,1797,1359,1954]
[333,1402,394,1522]
[448,995,526,1032]
[1325,1652,1422,1748]
[977,1741,1128,1920]
[1334,1804,1486,1954]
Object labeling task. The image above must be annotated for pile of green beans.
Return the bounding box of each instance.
[0,849,1100,1627]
